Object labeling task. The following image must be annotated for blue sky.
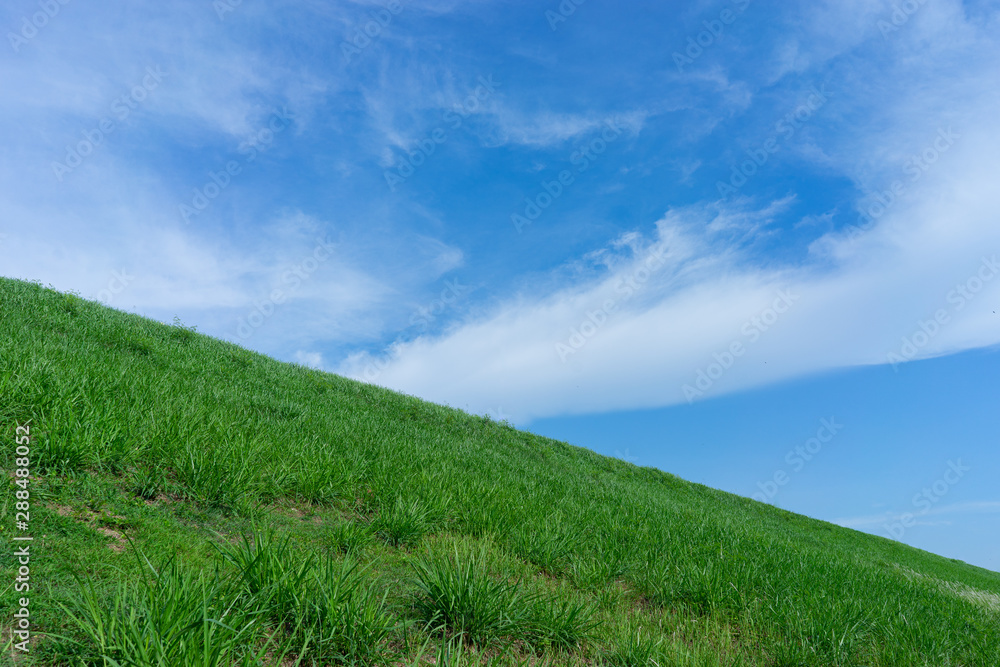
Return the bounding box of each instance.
[2,0,999,570]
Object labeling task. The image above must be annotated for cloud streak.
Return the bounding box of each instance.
[334,1,1000,422]
[835,501,1000,530]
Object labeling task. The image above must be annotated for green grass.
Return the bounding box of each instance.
[1,276,998,666]
[411,545,530,646]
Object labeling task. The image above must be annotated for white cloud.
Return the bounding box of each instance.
[0,3,331,141]
[488,109,648,147]
[835,501,1000,530]
[0,200,390,343]
[339,134,1000,422]
[337,11,1000,422]
[0,1,472,358]
[294,350,325,369]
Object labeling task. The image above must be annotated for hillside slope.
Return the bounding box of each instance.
[1,277,998,666]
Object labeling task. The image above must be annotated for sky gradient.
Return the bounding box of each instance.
[2,0,998,570]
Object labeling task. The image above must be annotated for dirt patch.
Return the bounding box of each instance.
[143,492,173,506]
[47,502,130,553]
[96,526,128,552]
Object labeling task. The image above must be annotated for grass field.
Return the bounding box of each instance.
[1,276,998,666]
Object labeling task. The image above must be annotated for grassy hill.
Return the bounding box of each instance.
[1,276,997,666]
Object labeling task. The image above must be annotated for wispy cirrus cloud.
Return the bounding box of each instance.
[338,2,1000,422]
[835,501,1000,530]
[487,108,649,147]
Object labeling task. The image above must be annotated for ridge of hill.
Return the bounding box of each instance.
[1,277,998,666]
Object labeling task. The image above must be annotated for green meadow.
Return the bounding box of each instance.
[1,277,997,666]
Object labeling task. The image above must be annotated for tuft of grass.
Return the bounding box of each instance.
[512,524,580,576]
[326,519,375,555]
[217,529,394,662]
[52,555,289,667]
[60,290,83,316]
[170,315,199,344]
[127,465,166,500]
[525,595,598,650]
[289,445,361,505]
[601,625,665,667]
[217,529,313,617]
[410,546,529,646]
[371,496,437,548]
[172,436,269,515]
[295,555,395,662]
[569,542,629,591]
